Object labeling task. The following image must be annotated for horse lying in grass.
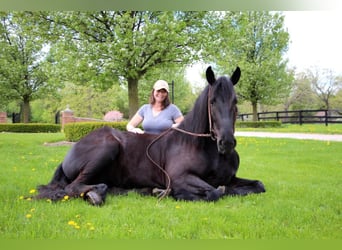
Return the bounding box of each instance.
[35,66,265,205]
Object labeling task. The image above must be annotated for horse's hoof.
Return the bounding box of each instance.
[85,191,104,206]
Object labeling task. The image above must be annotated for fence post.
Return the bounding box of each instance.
[325,110,328,126]
[299,110,303,125]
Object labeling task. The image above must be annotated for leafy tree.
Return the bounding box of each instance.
[331,88,342,110]
[207,11,293,121]
[31,11,209,117]
[285,71,320,111]
[0,12,52,123]
[307,67,342,111]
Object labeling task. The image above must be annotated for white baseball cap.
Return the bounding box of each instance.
[153,80,169,92]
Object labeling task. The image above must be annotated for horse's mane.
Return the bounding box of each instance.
[179,86,210,134]
[172,85,210,148]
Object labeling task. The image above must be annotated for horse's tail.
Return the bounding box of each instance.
[34,163,70,201]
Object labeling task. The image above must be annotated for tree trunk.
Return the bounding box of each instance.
[22,97,31,123]
[252,102,258,122]
[127,77,139,119]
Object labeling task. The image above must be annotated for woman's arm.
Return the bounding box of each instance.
[126,113,144,134]
[172,115,184,128]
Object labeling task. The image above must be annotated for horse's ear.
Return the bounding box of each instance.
[231,67,241,85]
[206,66,216,85]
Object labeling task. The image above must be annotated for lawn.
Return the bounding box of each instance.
[236,123,342,134]
[0,131,341,239]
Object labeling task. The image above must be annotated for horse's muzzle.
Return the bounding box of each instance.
[217,137,236,155]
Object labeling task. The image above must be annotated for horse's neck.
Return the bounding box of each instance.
[181,91,210,134]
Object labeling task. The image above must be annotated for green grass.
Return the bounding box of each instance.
[0,132,341,239]
[236,123,342,134]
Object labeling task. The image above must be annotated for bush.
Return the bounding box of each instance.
[0,123,61,133]
[64,122,128,141]
[236,121,282,128]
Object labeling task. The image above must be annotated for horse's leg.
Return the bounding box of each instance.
[222,176,266,196]
[64,174,108,206]
[172,174,223,201]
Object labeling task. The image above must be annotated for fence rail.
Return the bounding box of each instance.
[237,109,342,126]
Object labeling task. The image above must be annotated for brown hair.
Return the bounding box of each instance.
[149,89,171,110]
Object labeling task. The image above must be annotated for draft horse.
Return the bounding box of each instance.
[35,66,265,205]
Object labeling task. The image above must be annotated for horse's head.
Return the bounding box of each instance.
[206,66,240,155]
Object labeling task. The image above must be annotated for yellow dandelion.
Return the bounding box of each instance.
[63,195,69,201]
[29,189,36,194]
[26,214,32,218]
[80,193,84,197]
[74,225,80,229]
[175,205,181,209]
[31,168,36,171]
[19,196,24,200]
[68,220,77,226]
[46,199,52,203]
[26,197,32,201]
[89,226,95,231]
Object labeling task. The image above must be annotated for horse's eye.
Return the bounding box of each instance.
[210,98,216,105]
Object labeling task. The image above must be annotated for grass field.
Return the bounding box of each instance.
[236,123,342,134]
[0,129,341,239]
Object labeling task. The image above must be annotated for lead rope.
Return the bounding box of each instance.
[146,128,172,201]
[146,87,215,201]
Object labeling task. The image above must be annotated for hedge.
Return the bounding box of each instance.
[63,121,282,142]
[64,121,128,142]
[0,123,61,133]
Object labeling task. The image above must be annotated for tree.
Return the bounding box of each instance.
[31,11,210,117]
[284,71,320,111]
[208,11,292,121]
[307,67,342,111]
[0,12,50,122]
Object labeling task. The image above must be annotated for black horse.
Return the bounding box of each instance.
[35,66,265,205]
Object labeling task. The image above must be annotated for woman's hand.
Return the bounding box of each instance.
[128,127,144,134]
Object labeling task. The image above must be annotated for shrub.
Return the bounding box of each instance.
[0,123,61,133]
[64,122,128,141]
[236,121,282,128]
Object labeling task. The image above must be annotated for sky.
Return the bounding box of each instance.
[284,11,342,74]
[186,11,342,86]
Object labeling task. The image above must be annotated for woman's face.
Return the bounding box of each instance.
[153,89,168,103]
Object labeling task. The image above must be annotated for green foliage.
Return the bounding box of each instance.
[0,133,341,239]
[59,83,129,119]
[236,121,281,128]
[0,12,53,123]
[64,122,128,141]
[207,12,293,120]
[0,123,61,133]
[33,11,210,117]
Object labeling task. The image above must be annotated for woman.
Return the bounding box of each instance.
[126,80,184,134]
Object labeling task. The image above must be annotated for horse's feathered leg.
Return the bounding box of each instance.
[35,164,69,201]
[223,176,266,196]
[172,174,223,201]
